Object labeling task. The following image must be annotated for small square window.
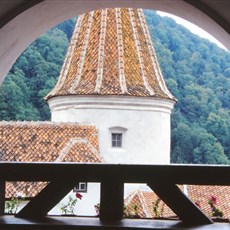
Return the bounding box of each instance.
[112,133,122,148]
[73,182,87,192]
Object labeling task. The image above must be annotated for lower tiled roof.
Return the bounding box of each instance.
[188,185,230,220]
[6,182,48,199]
[124,185,230,220]
[0,121,103,198]
[124,189,176,219]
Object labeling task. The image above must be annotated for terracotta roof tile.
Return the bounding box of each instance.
[6,182,48,199]
[0,121,103,198]
[100,9,122,95]
[46,8,175,101]
[188,185,230,220]
[76,10,101,94]
[124,189,176,219]
[125,186,230,220]
[124,191,146,218]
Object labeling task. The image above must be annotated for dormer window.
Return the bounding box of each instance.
[112,133,122,148]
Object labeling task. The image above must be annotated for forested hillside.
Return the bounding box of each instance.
[0,11,229,165]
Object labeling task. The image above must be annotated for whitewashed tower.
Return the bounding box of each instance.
[46,8,176,164]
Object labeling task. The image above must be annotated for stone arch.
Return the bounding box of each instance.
[0,0,229,85]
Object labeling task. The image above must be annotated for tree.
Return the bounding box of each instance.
[4,27,69,120]
[193,130,229,164]
[171,123,194,163]
[206,112,230,158]
[0,69,40,120]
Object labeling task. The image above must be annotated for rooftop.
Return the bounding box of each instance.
[46,8,175,101]
[125,186,230,221]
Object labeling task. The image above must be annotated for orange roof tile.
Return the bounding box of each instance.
[188,185,230,220]
[124,186,230,220]
[124,189,176,219]
[46,8,175,101]
[124,191,146,218]
[0,121,103,198]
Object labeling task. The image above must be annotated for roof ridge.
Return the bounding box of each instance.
[94,9,108,93]
[69,11,94,94]
[55,138,104,163]
[137,189,152,218]
[128,8,154,96]
[45,14,85,99]
[125,190,138,206]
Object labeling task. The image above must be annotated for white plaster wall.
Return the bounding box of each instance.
[48,95,175,216]
[49,95,175,164]
[48,183,100,216]
[74,183,100,216]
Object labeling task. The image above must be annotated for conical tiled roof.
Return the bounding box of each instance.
[46,8,175,100]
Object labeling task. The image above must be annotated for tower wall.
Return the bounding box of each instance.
[49,95,175,164]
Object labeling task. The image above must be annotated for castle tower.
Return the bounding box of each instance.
[46,8,176,164]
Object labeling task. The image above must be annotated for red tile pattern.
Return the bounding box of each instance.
[62,13,90,94]
[6,182,48,199]
[188,185,230,220]
[76,10,101,94]
[124,192,146,218]
[125,186,230,220]
[124,190,176,219]
[134,10,166,98]
[101,9,122,95]
[122,8,149,96]
[46,8,175,101]
[0,121,102,198]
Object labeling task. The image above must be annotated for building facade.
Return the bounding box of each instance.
[46,8,176,164]
[1,8,176,216]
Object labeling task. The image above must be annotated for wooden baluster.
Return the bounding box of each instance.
[148,182,213,225]
[16,179,76,218]
[100,180,124,222]
[0,182,5,215]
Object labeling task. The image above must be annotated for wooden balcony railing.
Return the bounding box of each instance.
[0,162,229,229]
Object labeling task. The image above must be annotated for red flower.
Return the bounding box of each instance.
[210,196,217,205]
[195,201,201,208]
[76,192,83,200]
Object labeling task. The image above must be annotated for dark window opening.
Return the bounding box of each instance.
[112,133,122,148]
[73,182,87,192]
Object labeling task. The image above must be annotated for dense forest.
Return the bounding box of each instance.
[0,11,229,165]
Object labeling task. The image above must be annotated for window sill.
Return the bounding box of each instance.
[109,148,127,152]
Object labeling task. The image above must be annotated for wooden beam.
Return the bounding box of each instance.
[16,179,76,218]
[100,180,124,222]
[0,182,5,215]
[0,163,229,185]
[148,182,213,225]
[2,215,230,230]
[0,162,228,226]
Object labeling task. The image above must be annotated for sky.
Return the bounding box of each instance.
[157,11,227,50]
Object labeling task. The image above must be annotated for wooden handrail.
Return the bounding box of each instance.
[0,162,229,184]
[0,162,229,226]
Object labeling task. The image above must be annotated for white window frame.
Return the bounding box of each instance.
[109,126,127,149]
[112,133,122,148]
[73,182,87,193]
